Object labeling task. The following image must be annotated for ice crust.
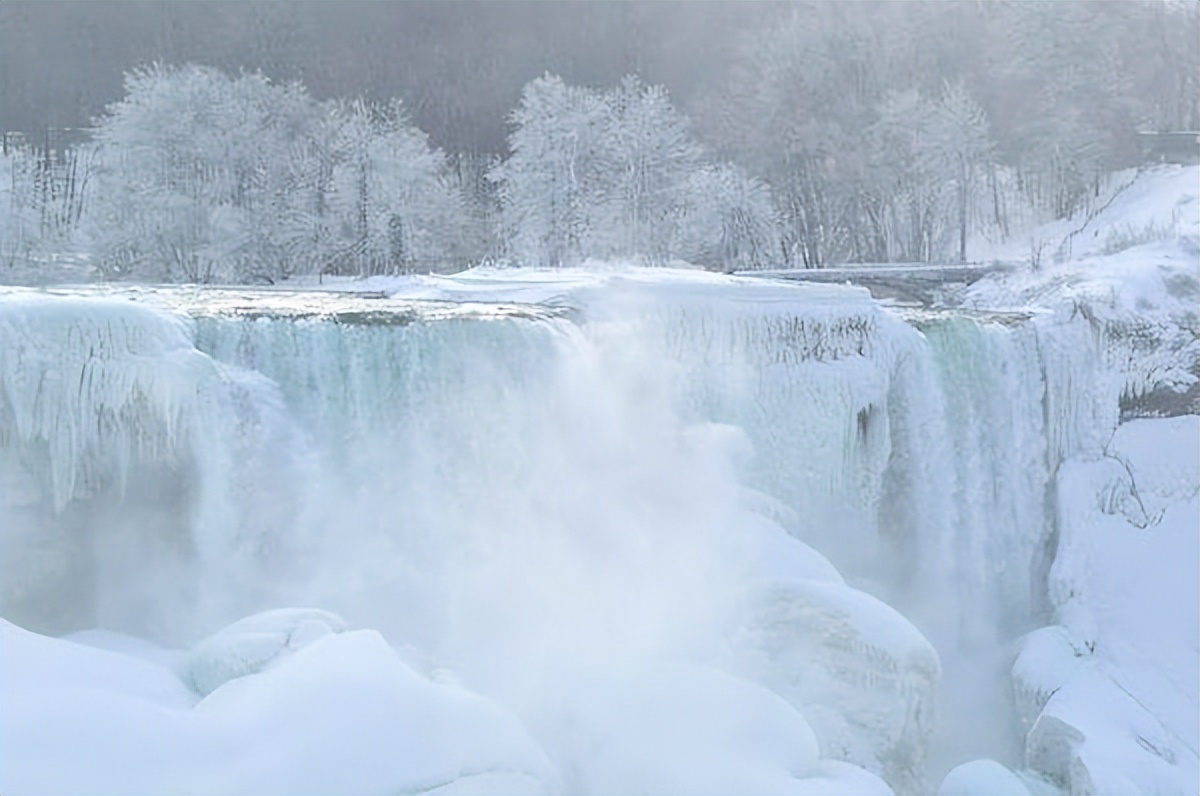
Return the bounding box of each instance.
[0,290,313,640]
[0,292,206,510]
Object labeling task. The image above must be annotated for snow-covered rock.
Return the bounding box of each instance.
[184,607,348,696]
[538,661,888,795]
[732,579,940,794]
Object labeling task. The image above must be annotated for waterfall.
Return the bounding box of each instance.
[0,274,1150,793]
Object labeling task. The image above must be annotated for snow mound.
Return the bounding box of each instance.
[732,579,941,794]
[0,618,558,795]
[184,607,348,696]
[544,662,892,795]
[1011,625,1084,736]
[192,628,558,794]
[937,759,1031,796]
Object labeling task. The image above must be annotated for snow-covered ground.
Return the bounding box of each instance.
[0,166,1196,795]
[969,164,1199,266]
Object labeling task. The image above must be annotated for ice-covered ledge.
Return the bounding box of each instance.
[1,283,566,325]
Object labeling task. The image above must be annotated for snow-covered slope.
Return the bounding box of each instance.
[972,164,1199,266]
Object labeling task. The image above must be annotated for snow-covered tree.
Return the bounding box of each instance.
[674,164,780,272]
[0,136,93,280]
[0,145,41,272]
[860,83,993,264]
[589,75,702,263]
[490,75,605,268]
[493,73,772,269]
[84,64,466,282]
[324,98,470,276]
[931,82,994,264]
[88,65,280,281]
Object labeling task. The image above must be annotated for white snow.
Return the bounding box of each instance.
[1022,416,1199,795]
[0,618,558,795]
[937,759,1031,796]
[184,607,348,696]
[971,164,1199,265]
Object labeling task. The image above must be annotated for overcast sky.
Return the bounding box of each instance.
[0,1,789,152]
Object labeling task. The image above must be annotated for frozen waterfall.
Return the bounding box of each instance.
[0,269,1194,795]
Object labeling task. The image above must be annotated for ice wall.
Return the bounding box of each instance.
[0,292,312,640]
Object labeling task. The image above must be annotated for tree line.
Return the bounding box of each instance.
[1,1,1196,281]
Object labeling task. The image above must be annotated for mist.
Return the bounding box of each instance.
[0,1,788,154]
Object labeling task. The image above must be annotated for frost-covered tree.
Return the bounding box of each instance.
[675,164,779,272]
[932,82,993,264]
[696,1,1195,264]
[324,98,471,276]
[0,137,93,280]
[490,75,605,268]
[590,75,702,263]
[84,64,467,283]
[861,83,993,263]
[493,73,775,269]
[87,65,296,281]
[0,145,41,272]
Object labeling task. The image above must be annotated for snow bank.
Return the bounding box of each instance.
[0,290,313,641]
[1015,416,1199,794]
[0,617,557,795]
[973,164,1199,265]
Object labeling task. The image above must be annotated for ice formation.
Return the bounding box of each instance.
[0,290,311,640]
[1,164,1197,796]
